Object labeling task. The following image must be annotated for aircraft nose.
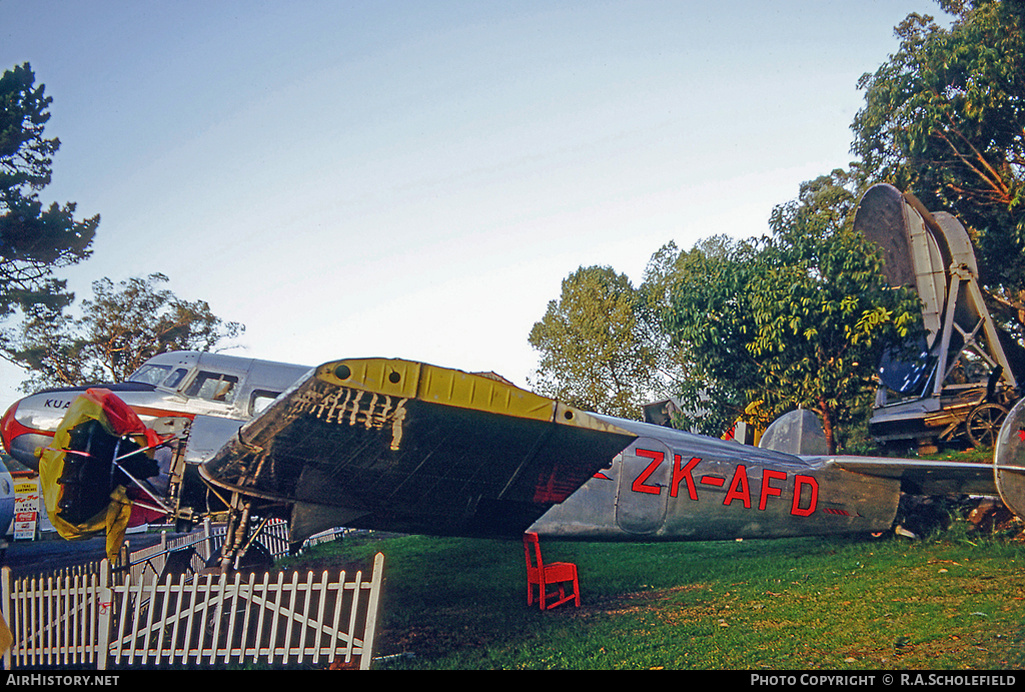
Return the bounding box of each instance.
[1,400,20,453]
[1,399,49,471]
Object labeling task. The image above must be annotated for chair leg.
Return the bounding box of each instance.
[542,581,579,610]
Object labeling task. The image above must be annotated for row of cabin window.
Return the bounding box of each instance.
[131,364,280,415]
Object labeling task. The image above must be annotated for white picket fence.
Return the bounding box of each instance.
[1,548,384,670]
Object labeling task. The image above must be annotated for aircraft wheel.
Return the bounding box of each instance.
[966,403,1008,449]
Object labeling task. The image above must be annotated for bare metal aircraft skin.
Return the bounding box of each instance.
[3,350,1024,553]
[198,358,896,543]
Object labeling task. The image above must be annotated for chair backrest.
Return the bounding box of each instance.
[523,531,544,571]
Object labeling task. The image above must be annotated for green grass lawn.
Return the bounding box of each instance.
[284,521,1025,670]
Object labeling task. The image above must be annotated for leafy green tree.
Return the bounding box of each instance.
[648,235,765,435]
[635,241,722,426]
[6,273,244,391]
[851,0,1025,332]
[660,172,922,452]
[0,62,97,324]
[750,173,922,451]
[528,266,665,419]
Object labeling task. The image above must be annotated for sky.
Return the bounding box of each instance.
[0,0,953,404]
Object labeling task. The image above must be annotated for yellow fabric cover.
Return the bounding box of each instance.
[36,390,147,561]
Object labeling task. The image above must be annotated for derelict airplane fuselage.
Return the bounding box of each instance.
[3,349,1024,560]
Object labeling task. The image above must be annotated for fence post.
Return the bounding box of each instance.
[360,552,385,670]
[203,517,213,563]
[1,566,11,670]
[96,560,112,671]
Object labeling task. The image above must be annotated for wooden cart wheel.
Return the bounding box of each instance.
[966,403,1009,449]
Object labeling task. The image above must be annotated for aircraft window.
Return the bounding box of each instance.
[185,371,240,403]
[250,390,282,416]
[162,368,189,390]
[128,364,171,386]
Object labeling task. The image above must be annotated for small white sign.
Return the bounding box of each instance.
[14,480,40,540]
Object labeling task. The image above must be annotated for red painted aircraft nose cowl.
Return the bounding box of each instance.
[1,401,20,453]
[0,399,52,470]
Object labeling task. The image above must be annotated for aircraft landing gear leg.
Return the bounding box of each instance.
[218,493,252,575]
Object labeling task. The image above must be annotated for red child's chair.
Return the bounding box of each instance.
[523,531,580,610]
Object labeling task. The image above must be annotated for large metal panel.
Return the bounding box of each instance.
[615,438,673,534]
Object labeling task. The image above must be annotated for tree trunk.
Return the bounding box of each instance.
[818,399,837,454]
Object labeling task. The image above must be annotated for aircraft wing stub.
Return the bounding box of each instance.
[825,456,1003,497]
[200,358,638,542]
